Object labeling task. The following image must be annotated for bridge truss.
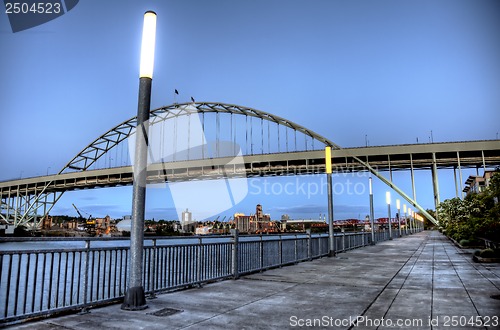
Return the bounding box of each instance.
[2,102,498,229]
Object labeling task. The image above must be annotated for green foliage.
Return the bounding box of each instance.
[479,248,495,258]
[459,239,470,247]
[437,172,500,243]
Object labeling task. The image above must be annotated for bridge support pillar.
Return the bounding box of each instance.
[431,153,440,222]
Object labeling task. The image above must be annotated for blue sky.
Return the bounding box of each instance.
[1,0,499,221]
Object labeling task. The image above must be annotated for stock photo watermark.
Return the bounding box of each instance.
[3,0,79,32]
[289,315,499,328]
[128,105,249,221]
[249,175,368,199]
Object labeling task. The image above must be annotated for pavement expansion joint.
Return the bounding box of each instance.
[244,274,297,284]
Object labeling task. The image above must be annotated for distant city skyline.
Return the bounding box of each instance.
[1,0,499,221]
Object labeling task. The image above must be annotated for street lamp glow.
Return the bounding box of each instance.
[396,199,400,209]
[403,204,407,213]
[408,208,412,216]
[385,191,391,205]
[139,11,157,79]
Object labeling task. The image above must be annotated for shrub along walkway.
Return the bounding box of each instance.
[9,231,500,329]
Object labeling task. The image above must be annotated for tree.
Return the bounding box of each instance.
[437,172,500,243]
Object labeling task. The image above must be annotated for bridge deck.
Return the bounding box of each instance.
[1,140,500,197]
[10,231,500,329]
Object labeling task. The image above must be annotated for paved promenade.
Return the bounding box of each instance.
[9,231,500,329]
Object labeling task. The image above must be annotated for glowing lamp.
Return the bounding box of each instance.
[139,11,157,79]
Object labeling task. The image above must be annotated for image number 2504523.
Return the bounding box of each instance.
[4,0,79,33]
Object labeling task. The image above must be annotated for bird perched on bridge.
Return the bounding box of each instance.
[191,96,195,103]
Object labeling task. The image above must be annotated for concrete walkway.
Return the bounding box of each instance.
[8,231,500,329]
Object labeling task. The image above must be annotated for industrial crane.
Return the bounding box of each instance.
[72,204,95,234]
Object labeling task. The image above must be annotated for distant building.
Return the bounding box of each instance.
[181,209,196,233]
[233,204,276,234]
[463,170,497,195]
[182,209,192,223]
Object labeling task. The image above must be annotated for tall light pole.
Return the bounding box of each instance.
[396,199,401,237]
[326,146,335,256]
[386,191,392,240]
[403,204,407,235]
[369,176,375,244]
[122,11,157,311]
[408,208,413,234]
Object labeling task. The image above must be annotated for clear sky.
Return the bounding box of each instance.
[1,0,499,221]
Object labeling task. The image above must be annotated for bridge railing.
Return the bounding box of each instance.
[0,228,420,325]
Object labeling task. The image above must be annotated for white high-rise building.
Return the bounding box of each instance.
[182,209,192,224]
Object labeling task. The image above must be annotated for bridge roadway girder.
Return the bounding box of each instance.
[1,140,499,198]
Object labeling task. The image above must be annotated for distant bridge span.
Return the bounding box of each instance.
[2,140,499,193]
[1,102,499,228]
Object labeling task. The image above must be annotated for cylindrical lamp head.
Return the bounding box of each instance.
[369,177,373,194]
[396,199,400,209]
[403,204,407,213]
[385,191,391,205]
[325,147,332,174]
[140,11,157,79]
[408,208,412,216]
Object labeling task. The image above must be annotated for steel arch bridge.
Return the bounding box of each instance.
[1,102,438,229]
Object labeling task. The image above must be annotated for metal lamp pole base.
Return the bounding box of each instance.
[122,286,147,311]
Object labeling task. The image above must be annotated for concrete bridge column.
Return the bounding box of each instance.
[431,153,440,216]
[457,151,464,198]
[410,154,417,201]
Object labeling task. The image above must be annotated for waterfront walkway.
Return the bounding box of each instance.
[9,231,500,329]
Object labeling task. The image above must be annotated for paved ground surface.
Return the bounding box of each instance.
[6,231,500,329]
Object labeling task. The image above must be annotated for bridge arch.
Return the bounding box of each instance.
[61,102,340,174]
[4,102,438,227]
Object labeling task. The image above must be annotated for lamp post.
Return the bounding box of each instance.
[408,208,413,234]
[325,146,335,256]
[369,176,375,244]
[122,11,157,311]
[396,199,401,237]
[386,191,392,240]
[413,211,417,232]
[403,204,407,235]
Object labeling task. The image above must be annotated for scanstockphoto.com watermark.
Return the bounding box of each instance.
[128,105,249,221]
[289,315,499,328]
[289,315,500,329]
[249,175,368,199]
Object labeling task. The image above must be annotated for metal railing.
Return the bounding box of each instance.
[0,227,420,325]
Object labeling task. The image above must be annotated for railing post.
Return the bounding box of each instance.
[259,235,264,271]
[148,239,157,299]
[279,235,283,267]
[306,229,312,261]
[294,234,298,263]
[341,228,345,252]
[79,240,90,314]
[196,236,203,287]
[231,229,239,280]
